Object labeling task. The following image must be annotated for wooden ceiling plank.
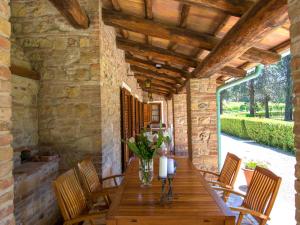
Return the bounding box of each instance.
[117,37,198,68]
[126,55,191,79]
[103,8,281,64]
[172,0,254,17]
[49,0,89,29]
[192,0,288,79]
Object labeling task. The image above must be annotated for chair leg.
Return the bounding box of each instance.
[260,220,268,225]
[89,219,95,225]
[236,213,244,225]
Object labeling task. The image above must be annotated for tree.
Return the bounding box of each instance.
[281,55,293,121]
[248,80,255,117]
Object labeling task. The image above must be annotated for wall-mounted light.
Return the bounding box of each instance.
[144,79,151,89]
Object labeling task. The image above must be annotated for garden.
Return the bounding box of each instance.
[220,55,295,153]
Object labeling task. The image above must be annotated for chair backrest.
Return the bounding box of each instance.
[53,169,87,221]
[218,153,242,187]
[77,158,101,194]
[243,166,281,223]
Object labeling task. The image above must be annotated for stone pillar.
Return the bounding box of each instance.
[289,0,300,223]
[173,92,188,156]
[0,0,15,224]
[186,78,218,171]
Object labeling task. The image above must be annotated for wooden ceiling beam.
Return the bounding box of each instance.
[117,37,198,68]
[140,85,170,95]
[240,47,281,65]
[103,8,218,51]
[134,73,180,87]
[137,79,176,93]
[103,9,281,64]
[192,0,288,79]
[131,65,184,84]
[126,55,191,79]
[120,38,246,77]
[219,66,247,78]
[135,74,178,90]
[49,0,89,29]
[172,0,254,17]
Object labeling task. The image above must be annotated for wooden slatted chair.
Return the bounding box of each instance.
[77,158,124,205]
[53,169,108,225]
[199,152,242,201]
[215,166,281,225]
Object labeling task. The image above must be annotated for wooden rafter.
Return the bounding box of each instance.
[172,0,254,17]
[131,65,184,84]
[126,55,190,79]
[117,37,197,68]
[134,73,180,87]
[103,9,281,64]
[140,85,170,95]
[219,66,247,78]
[120,38,247,77]
[192,0,288,79]
[168,4,190,50]
[137,80,175,93]
[49,0,89,29]
[111,0,129,39]
[272,40,290,53]
[144,0,153,19]
[179,4,190,28]
[103,8,218,51]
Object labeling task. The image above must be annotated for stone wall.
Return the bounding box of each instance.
[14,160,60,225]
[100,23,142,178]
[186,78,218,171]
[11,0,102,171]
[0,0,15,224]
[289,0,300,224]
[11,40,39,149]
[166,99,173,128]
[173,92,188,156]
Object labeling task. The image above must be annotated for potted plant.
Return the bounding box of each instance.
[126,129,168,187]
[243,160,269,186]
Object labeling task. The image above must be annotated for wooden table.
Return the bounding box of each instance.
[106,157,235,225]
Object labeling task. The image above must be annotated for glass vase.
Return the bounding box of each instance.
[139,158,154,186]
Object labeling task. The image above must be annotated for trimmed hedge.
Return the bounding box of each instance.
[221,116,295,153]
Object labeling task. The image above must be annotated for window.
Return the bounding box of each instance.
[150,103,161,123]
